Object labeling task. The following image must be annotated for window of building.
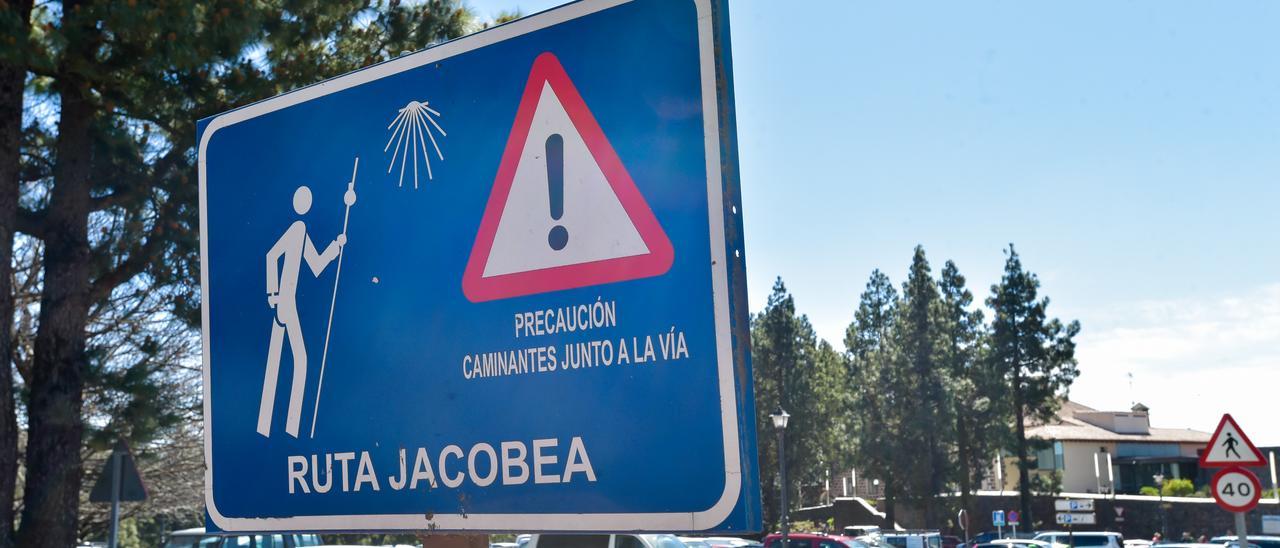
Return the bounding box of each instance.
[1116,443,1179,458]
[1031,441,1064,470]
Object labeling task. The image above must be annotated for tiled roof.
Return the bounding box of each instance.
[1025,400,1211,444]
[1027,423,1211,443]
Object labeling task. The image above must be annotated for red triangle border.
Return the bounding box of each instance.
[461,52,674,303]
[1200,413,1266,468]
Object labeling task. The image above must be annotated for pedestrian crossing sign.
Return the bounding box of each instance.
[1201,413,1265,467]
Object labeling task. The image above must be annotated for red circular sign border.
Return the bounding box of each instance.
[1212,466,1262,513]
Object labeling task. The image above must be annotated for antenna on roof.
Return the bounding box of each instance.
[1127,372,1135,406]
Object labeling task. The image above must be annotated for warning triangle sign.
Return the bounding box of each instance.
[89,440,148,503]
[1200,413,1265,467]
[462,52,673,302]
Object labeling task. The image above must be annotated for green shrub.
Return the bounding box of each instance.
[1162,478,1195,497]
[1139,486,1160,496]
[790,519,821,533]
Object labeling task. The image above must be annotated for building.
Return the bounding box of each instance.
[996,400,1211,494]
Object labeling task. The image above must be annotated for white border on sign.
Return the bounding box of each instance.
[198,0,742,532]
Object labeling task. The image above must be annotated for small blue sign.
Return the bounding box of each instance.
[993,510,1006,527]
[198,0,757,533]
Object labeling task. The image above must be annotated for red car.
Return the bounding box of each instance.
[763,534,871,548]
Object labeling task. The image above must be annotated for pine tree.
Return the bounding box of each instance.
[0,2,29,545]
[753,278,846,528]
[938,259,1003,528]
[8,3,472,547]
[891,246,950,526]
[986,245,1080,526]
[846,270,901,524]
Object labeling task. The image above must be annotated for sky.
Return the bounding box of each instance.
[465,0,1280,445]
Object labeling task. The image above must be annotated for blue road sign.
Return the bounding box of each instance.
[993,510,1006,527]
[198,0,757,534]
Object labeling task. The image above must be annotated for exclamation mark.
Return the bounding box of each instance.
[546,133,568,251]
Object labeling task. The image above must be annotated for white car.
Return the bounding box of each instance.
[165,528,327,548]
[975,540,1051,548]
[1213,537,1280,548]
[1032,532,1123,548]
[527,534,687,548]
[702,538,763,548]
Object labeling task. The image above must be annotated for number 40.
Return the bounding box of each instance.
[1222,481,1252,497]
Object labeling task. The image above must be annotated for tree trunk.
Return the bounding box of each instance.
[0,3,31,545]
[956,411,973,534]
[16,25,95,548]
[1013,370,1032,528]
[883,479,896,527]
[928,401,946,528]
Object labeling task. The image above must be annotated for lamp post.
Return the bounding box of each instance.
[772,407,791,546]
[1153,473,1166,539]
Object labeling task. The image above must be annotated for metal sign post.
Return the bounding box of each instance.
[107,451,121,548]
[1236,513,1249,548]
[89,441,147,548]
[1203,415,1264,548]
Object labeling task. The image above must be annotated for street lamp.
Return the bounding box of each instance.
[1153,473,1166,539]
[772,407,791,546]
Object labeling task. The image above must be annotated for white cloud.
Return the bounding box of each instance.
[1071,283,1280,447]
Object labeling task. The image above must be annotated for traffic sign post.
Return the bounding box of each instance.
[993,510,1005,539]
[1056,512,1097,525]
[1056,498,1096,547]
[1055,499,1095,512]
[1009,510,1021,537]
[1202,414,1266,467]
[1057,509,1097,548]
[89,441,147,548]
[1203,414,1264,548]
[198,0,758,533]
[1211,467,1261,513]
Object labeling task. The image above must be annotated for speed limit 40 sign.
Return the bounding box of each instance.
[1212,466,1262,513]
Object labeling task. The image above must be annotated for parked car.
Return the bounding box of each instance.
[703,538,763,548]
[880,532,943,548]
[973,541,1051,548]
[680,539,713,548]
[845,528,883,539]
[1215,543,1261,548]
[165,528,327,548]
[1033,532,1123,548]
[527,534,686,548]
[971,534,1002,546]
[942,536,963,548]
[1213,537,1280,548]
[764,533,871,548]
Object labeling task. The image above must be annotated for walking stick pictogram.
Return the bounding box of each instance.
[310,157,359,438]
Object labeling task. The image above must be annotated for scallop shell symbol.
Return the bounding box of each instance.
[385,100,446,188]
